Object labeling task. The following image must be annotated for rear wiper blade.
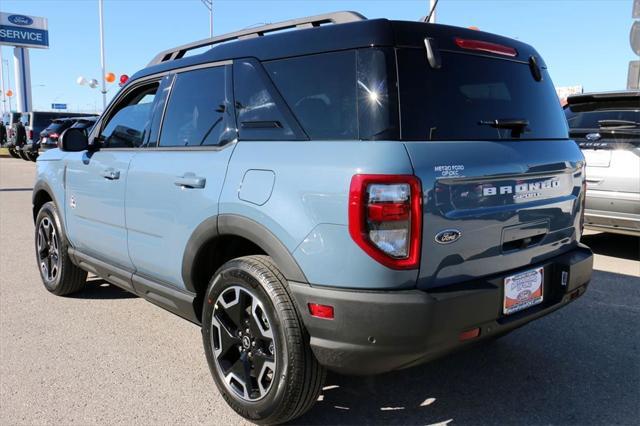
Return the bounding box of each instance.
[479,118,529,137]
[598,119,640,128]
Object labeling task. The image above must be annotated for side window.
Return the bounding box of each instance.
[265,51,357,140]
[146,74,174,147]
[159,66,236,147]
[100,83,158,148]
[233,59,302,141]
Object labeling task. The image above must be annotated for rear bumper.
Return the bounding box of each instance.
[289,245,593,375]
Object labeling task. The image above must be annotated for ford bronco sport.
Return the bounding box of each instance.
[32,12,593,424]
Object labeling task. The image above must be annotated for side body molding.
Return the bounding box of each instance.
[181,214,308,293]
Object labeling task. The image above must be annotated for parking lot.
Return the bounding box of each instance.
[1,157,638,425]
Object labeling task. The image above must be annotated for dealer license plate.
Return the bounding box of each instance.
[503,267,544,315]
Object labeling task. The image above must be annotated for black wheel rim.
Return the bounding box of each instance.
[211,286,276,401]
[37,217,60,283]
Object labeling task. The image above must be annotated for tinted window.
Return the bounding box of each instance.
[265,51,357,140]
[100,84,158,148]
[356,48,399,140]
[159,66,235,147]
[43,122,69,134]
[233,59,298,140]
[398,50,568,140]
[565,106,640,129]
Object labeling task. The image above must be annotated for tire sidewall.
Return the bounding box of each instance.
[35,202,67,292]
[202,260,292,422]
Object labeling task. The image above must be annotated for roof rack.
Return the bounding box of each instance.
[147,11,367,66]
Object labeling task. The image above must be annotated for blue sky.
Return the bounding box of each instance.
[0,0,636,113]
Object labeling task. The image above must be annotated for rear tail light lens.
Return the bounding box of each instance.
[579,167,587,237]
[28,130,33,140]
[349,174,422,269]
[49,133,59,139]
[454,37,517,57]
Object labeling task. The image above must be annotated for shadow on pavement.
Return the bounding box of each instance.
[581,232,639,261]
[71,278,138,300]
[295,269,639,425]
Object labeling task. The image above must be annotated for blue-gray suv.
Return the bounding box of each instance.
[32,12,593,424]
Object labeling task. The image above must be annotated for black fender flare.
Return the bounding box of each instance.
[32,180,60,221]
[181,214,307,293]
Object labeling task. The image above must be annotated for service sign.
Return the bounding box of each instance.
[0,12,49,49]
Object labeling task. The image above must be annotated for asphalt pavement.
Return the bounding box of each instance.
[1,157,638,425]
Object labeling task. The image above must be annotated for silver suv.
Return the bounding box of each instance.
[565,91,640,236]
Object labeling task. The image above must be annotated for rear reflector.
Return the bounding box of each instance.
[308,303,334,320]
[454,37,517,57]
[459,328,481,341]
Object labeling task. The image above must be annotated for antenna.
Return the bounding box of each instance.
[425,0,440,23]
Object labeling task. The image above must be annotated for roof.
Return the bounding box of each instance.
[130,12,542,82]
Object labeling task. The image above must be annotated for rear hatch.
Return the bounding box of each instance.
[393,26,585,289]
[565,94,640,197]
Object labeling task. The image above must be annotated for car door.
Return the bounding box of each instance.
[65,80,159,269]
[125,63,238,288]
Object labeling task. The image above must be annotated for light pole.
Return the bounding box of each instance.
[200,0,213,38]
[98,0,107,109]
[0,47,5,115]
[2,58,13,112]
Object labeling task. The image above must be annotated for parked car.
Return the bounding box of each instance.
[37,116,98,154]
[2,112,22,158]
[565,91,640,236]
[19,112,96,161]
[33,12,593,424]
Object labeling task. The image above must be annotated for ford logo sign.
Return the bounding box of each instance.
[585,133,601,141]
[435,229,462,244]
[8,15,34,26]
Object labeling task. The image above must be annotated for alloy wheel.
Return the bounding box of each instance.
[211,286,277,401]
[37,217,60,283]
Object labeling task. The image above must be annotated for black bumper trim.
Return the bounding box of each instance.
[288,245,593,375]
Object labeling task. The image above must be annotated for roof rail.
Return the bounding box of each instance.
[147,11,367,67]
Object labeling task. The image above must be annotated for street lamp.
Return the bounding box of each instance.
[98,0,107,109]
[200,0,213,38]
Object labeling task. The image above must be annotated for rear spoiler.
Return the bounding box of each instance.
[567,91,640,105]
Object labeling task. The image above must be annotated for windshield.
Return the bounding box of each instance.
[397,50,568,140]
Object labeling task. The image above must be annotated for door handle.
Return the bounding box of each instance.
[101,168,120,180]
[174,173,206,189]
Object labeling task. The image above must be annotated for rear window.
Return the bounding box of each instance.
[397,50,568,140]
[44,122,67,133]
[565,103,640,129]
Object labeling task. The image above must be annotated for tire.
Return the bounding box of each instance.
[8,147,20,158]
[27,151,38,162]
[202,255,325,425]
[18,149,29,161]
[34,201,87,296]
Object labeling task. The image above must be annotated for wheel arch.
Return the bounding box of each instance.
[182,214,308,321]
[32,180,57,222]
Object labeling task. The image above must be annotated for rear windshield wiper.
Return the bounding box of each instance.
[598,119,640,128]
[479,118,529,137]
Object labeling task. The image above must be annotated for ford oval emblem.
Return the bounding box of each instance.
[585,133,601,141]
[435,229,462,244]
[8,15,34,26]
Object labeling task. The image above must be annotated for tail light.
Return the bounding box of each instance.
[49,133,59,140]
[349,174,422,269]
[28,130,33,140]
[454,37,517,57]
[579,169,587,237]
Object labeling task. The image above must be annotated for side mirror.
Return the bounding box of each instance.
[59,128,89,152]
